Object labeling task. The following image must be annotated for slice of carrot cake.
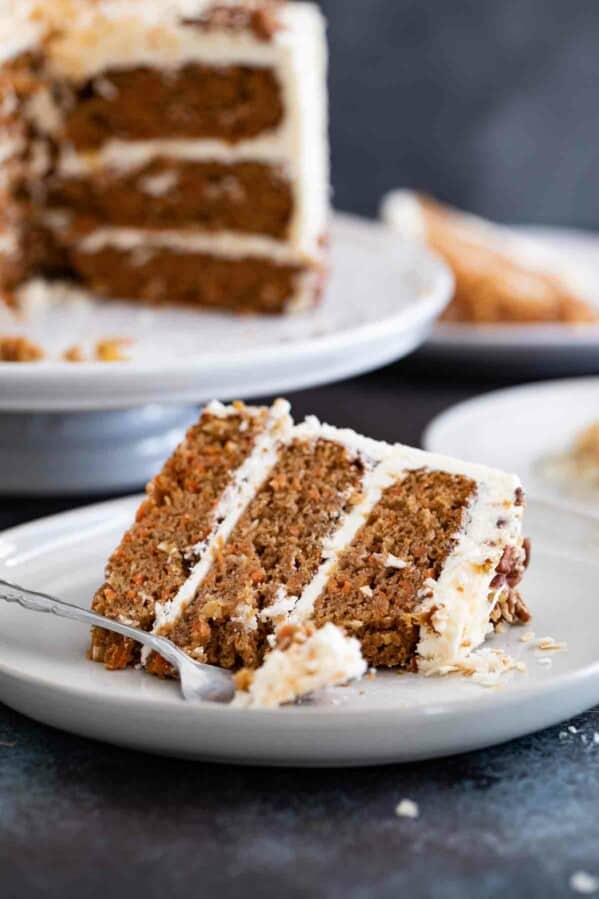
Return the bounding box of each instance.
[0,0,329,313]
[382,191,598,323]
[90,399,530,706]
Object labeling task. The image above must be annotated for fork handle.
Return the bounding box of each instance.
[0,577,182,669]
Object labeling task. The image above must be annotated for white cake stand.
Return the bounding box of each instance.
[0,213,452,494]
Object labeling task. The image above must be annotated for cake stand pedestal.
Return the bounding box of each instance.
[0,406,198,495]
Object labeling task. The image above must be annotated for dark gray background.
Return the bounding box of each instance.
[3,6,599,898]
[319,0,599,227]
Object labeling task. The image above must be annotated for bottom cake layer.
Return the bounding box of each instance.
[68,243,322,314]
[0,225,325,314]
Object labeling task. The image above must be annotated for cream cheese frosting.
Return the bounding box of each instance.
[239,622,367,709]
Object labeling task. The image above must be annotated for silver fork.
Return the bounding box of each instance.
[0,578,235,703]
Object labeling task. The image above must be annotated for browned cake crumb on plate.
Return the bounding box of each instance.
[95,337,133,362]
[62,344,86,362]
[63,337,133,362]
[0,335,44,361]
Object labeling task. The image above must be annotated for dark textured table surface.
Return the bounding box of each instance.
[1,362,597,899]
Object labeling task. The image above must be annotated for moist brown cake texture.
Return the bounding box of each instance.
[147,439,366,674]
[64,65,284,150]
[90,404,269,669]
[68,245,305,313]
[48,160,293,237]
[313,470,478,667]
[0,51,321,311]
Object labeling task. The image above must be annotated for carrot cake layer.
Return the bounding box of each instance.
[312,469,478,668]
[63,65,284,150]
[47,160,293,237]
[147,436,366,673]
[90,400,530,705]
[0,1,329,314]
[67,240,311,313]
[90,401,279,669]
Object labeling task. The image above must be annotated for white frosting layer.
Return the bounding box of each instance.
[77,226,312,264]
[152,398,293,635]
[0,9,43,66]
[58,138,292,175]
[381,190,428,242]
[241,623,367,709]
[45,4,315,79]
[400,447,523,672]
[0,229,17,255]
[0,136,25,166]
[416,486,523,675]
[293,416,393,465]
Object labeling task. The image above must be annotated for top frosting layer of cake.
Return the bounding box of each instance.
[0,1,315,75]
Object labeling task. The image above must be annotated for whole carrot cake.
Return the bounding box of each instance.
[0,0,329,313]
[90,399,530,707]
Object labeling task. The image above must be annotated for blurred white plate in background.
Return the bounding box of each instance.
[424,228,599,375]
[0,494,598,765]
[424,377,599,520]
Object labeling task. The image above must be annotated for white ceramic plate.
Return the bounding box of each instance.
[0,213,452,412]
[0,495,598,766]
[424,228,599,376]
[424,377,599,521]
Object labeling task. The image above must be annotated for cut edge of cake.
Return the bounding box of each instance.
[90,398,531,707]
[0,0,329,314]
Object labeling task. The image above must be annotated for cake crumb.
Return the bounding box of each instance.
[0,335,44,361]
[537,636,568,652]
[570,871,599,894]
[64,338,134,362]
[95,337,133,362]
[395,799,419,819]
[536,656,552,667]
[519,630,535,643]
[63,344,86,362]
[385,554,408,569]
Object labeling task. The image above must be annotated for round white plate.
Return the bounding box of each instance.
[424,377,599,520]
[0,213,452,412]
[424,227,599,375]
[0,495,598,766]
